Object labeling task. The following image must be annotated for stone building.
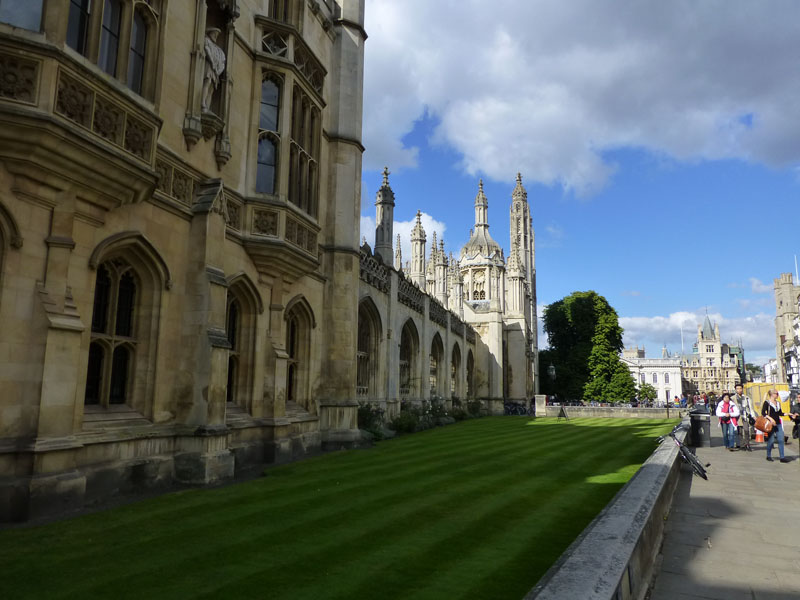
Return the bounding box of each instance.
[621,346,682,403]
[358,173,539,416]
[0,0,539,523]
[679,316,741,395]
[774,272,800,384]
[0,0,369,521]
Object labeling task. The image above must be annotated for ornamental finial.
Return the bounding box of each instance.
[382,166,390,186]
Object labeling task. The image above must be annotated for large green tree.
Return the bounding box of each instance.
[539,291,635,402]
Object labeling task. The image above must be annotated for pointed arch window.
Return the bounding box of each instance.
[85,261,138,407]
[289,85,320,216]
[466,350,475,399]
[356,313,370,398]
[399,321,418,400]
[65,0,161,100]
[67,0,91,53]
[284,299,314,410]
[257,75,281,195]
[127,8,148,94]
[99,0,122,76]
[226,298,240,404]
[430,335,443,398]
[451,344,461,397]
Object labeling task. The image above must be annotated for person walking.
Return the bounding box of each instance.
[761,389,796,463]
[733,383,755,451]
[716,392,740,451]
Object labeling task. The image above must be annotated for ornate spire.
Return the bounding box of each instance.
[394,233,402,270]
[411,210,426,241]
[430,231,438,257]
[512,172,527,203]
[375,166,395,205]
[475,179,487,206]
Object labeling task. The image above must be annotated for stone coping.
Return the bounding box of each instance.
[525,418,688,600]
[543,406,687,419]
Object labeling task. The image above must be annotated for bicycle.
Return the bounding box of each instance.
[658,423,709,480]
[503,401,535,416]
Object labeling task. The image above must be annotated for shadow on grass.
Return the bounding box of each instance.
[1,417,679,600]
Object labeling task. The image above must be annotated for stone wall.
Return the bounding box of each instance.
[543,406,685,419]
[525,420,687,600]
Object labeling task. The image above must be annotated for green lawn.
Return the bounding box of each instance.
[1,417,676,600]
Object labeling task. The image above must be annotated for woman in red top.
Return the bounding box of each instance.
[716,392,740,451]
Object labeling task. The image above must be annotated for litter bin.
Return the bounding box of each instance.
[689,409,711,447]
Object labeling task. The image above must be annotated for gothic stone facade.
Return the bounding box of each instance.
[359,172,539,417]
[0,0,367,521]
[679,316,741,395]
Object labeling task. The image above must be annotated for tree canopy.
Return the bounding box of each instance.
[539,291,635,403]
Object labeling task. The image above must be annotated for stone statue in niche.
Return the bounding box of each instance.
[202,27,226,112]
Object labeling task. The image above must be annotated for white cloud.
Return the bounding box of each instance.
[619,310,775,360]
[363,0,800,195]
[749,277,773,294]
[359,213,448,266]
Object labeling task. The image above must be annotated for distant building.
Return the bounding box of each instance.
[764,359,781,384]
[678,316,741,395]
[621,346,682,403]
[774,273,800,383]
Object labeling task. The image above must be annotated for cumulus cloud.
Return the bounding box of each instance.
[363,0,800,195]
[749,277,773,293]
[619,310,776,361]
[359,213,449,266]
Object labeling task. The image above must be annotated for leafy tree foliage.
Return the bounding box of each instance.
[636,382,658,402]
[540,291,634,402]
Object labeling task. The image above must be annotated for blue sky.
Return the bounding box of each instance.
[358,0,800,366]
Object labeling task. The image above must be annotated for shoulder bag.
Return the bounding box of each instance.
[755,415,773,434]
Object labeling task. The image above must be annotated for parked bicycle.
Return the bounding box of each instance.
[657,423,709,480]
[503,401,535,416]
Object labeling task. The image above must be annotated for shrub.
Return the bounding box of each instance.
[358,402,385,438]
[467,399,483,417]
[390,407,419,433]
[451,407,468,421]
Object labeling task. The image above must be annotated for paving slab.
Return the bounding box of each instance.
[649,426,800,600]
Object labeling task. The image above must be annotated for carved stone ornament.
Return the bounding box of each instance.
[226,201,240,229]
[0,52,39,104]
[56,71,92,127]
[253,209,278,236]
[93,95,124,144]
[171,170,194,205]
[155,159,172,194]
[201,110,224,140]
[124,115,153,160]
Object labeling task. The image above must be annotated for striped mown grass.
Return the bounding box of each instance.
[1,417,676,599]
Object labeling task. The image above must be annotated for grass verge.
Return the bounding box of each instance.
[1,417,676,599]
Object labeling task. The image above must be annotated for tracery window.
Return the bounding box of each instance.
[267,0,299,26]
[0,0,43,30]
[66,0,160,100]
[430,335,443,398]
[451,344,461,397]
[466,350,475,398]
[399,321,418,399]
[226,298,240,404]
[289,85,320,216]
[85,261,138,406]
[356,315,370,398]
[284,299,314,410]
[256,75,281,195]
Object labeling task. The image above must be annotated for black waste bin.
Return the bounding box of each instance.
[689,409,711,447]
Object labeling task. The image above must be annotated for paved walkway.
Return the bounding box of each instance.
[650,423,800,600]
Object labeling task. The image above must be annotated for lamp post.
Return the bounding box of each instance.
[548,364,556,381]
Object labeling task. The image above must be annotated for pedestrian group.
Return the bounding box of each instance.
[714,384,800,462]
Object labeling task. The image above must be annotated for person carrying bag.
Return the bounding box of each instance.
[733,383,755,451]
[716,392,740,451]
[761,389,795,463]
